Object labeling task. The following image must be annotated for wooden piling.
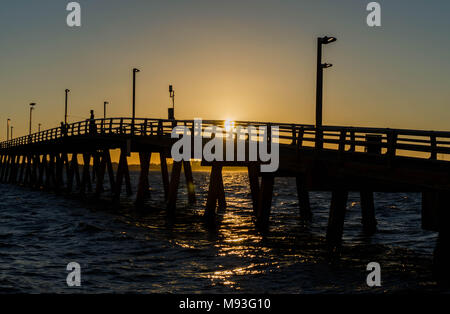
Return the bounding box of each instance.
[24,155,32,185]
[18,155,26,184]
[92,152,100,182]
[62,153,70,184]
[360,191,377,235]
[183,160,196,205]
[105,150,115,192]
[80,153,92,193]
[160,152,170,201]
[167,161,182,215]
[247,164,260,214]
[204,164,225,220]
[0,154,6,181]
[55,153,63,192]
[123,153,132,196]
[113,149,131,200]
[296,176,312,221]
[31,155,39,186]
[67,153,79,192]
[9,154,18,183]
[326,190,349,250]
[45,154,55,190]
[95,151,107,196]
[38,155,46,188]
[256,175,275,231]
[136,152,151,206]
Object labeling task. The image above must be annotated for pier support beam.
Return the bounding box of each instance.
[160,152,170,201]
[166,160,197,215]
[67,153,80,192]
[136,152,151,206]
[105,150,115,192]
[296,176,312,221]
[247,164,260,215]
[326,189,349,250]
[80,153,92,194]
[95,151,108,196]
[183,161,196,205]
[424,190,450,285]
[434,230,450,285]
[45,154,56,190]
[114,149,132,200]
[55,153,63,192]
[38,155,46,188]
[167,161,182,215]
[18,155,26,184]
[31,155,39,187]
[204,164,225,221]
[256,175,275,231]
[360,191,377,235]
[23,155,32,185]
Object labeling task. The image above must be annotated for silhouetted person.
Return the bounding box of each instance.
[89,110,97,135]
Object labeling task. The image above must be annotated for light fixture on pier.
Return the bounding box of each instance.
[29,103,36,135]
[132,68,140,134]
[321,36,337,44]
[104,101,109,119]
[316,35,337,149]
[7,118,11,141]
[168,85,175,120]
[65,89,70,125]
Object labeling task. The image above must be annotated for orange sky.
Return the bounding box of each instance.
[1,1,450,141]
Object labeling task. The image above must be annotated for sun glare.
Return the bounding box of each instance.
[224,119,236,132]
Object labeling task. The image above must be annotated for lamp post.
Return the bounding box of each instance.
[29,103,36,135]
[65,89,70,125]
[132,68,140,130]
[38,123,41,133]
[7,118,10,141]
[315,36,337,149]
[168,85,175,120]
[104,101,109,119]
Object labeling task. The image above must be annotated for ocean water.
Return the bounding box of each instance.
[0,171,446,293]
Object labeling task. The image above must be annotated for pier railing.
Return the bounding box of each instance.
[1,118,450,161]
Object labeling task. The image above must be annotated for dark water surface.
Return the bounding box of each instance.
[0,171,446,293]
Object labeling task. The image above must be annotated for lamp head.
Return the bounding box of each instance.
[169,85,173,93]
[322,63,333,69]
[320,36,337,44]
[65,89,70,93]
[30,102,36,107]
[133,68,140,73]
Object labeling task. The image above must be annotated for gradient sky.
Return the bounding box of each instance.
[1,0,450,140]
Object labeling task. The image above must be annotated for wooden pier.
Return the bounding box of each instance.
[2,117,450,282]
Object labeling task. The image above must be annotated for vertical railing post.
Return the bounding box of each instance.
[387,130,397,162]
[339,130,347,152]
[291,126,297,146]
[430,134,437,160]
[349,130,356,152]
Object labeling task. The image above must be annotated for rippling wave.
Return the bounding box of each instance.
[0,171,446,293]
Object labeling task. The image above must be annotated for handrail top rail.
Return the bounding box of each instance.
[2,117,450,149]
